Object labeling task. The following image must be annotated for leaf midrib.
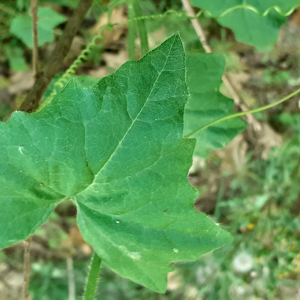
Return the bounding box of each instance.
[76,37,177,197]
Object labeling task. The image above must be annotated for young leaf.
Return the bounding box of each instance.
[184,53,246,157]
[191,0,299,48]
[10,7,66,48]
[0,35,231,292]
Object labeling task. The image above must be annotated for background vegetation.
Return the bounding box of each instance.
[0,0,300,299]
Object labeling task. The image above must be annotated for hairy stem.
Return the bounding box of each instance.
[132,0,149,56]
[185,87,300,138]
[83,252,102,300]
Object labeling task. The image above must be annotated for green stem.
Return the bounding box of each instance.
[127,2,136,60]
[83,252,102,300]
[132,0,149,56]
[185,87,300,138]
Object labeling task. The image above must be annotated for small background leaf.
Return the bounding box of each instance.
[10,7,66,48]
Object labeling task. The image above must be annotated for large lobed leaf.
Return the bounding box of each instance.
[184,53,246,157]
[0,35,231,292]
[191,0,299,48]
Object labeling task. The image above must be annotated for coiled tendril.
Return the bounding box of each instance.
[41,25,114,108]
[127,3,300,23]
[42,3,299,108]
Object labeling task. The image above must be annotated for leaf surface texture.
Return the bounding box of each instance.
[0,35,231,292]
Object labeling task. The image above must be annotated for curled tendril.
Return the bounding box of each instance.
[62,25,114,78]
[41,25,115,108]
[42,3,300,109]
[219,4,299,18]
[127,4,300,23]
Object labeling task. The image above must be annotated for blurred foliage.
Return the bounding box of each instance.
[30,260,88,300]
[1,0,300,299]
[198,114,300,300]
[10,7,66,48]
[0,2,67,72]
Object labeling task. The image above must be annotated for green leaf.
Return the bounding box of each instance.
[0,35,231,291]
[191,0,299,48]
[10,7,66,48]
[184,53,246,157]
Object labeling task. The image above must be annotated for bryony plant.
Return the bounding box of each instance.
[0,34,233,294]
[2,32,299,298]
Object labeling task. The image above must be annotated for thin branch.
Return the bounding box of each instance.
[181,0,262,131]
[22,236,32,300]
[221,75,261,131]
[19,0,94,113]
[67,257,75,300]
[31,0,38,74]
[181,0,212,53]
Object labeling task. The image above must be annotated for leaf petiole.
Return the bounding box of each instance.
[83,252,102,300]
[185,86,300,138]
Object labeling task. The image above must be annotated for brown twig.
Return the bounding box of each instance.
[181,0,212,53]
[19,0,94,113]
[22,236,32,300]
[181,0,262,131]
